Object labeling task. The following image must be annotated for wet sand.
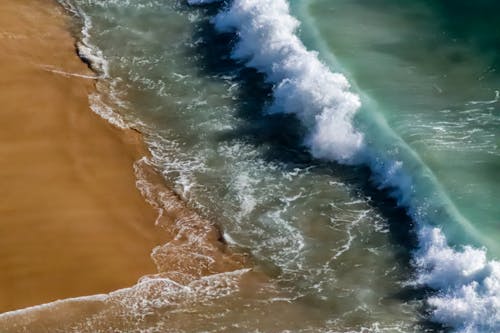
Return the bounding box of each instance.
[0,0,168,312]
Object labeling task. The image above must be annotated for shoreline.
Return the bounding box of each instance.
[0,0,248,317]
[0,0,168,312]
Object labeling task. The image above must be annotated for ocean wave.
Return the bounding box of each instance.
[190,0,500,331]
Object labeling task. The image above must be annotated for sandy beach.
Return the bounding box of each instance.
[0,0,167,312]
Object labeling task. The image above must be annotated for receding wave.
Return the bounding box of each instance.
[0,2,252,331]
[189,0,500,331]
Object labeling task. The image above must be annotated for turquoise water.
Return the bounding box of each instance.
[298,0,500,254]
[8,0,496,332]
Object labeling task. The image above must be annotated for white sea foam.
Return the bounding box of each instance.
[214,0,364,165]
[88,93,128,128]
[415,227,500,333]
[0,269,251,332]
[58,0,132,131]
[196,0,500,331]
[58,0,109,77]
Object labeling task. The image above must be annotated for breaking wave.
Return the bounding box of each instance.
[189,0,500,331]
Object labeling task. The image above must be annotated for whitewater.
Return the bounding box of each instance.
[190,0,500,332]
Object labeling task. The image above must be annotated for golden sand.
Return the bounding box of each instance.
[0,0,168,312]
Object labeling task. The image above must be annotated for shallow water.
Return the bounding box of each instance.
[5,0,498,332]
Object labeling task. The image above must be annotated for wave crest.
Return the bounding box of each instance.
[196,0,500,331]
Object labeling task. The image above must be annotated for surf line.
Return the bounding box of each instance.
[189,1,500,332]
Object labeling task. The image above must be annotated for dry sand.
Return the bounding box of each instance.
[0,0,168,312]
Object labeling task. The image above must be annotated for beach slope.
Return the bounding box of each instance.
[0,0,165,312]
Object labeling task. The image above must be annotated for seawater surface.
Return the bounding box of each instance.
[3,0,498,332]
